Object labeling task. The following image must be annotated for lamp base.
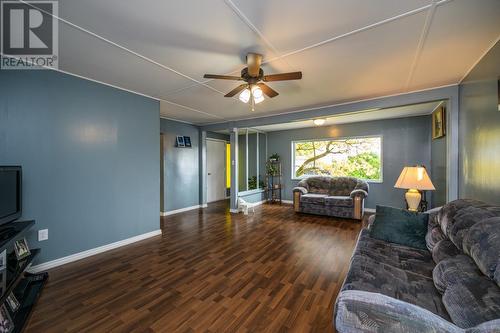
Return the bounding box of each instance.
[405,189,421,212]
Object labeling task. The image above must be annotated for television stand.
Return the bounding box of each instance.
[0,220,47,332]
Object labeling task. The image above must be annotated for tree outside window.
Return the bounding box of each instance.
[293,137,382,181]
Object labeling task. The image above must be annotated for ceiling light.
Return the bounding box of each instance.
[313,118,326,126]
[239,88,251,103]
[251,86,264,104]
[254,95,264,104]
[252,85,263,99]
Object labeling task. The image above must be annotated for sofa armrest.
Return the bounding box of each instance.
[425,206,442,214]
[292,186,308,194]
[292,187,307,213]
[335,290,462,333]
[350,189,368,198]
[367,214,376,230]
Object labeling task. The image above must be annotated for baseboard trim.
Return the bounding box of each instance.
[160,204,203,216]
[281,200,293,204]
[28,229,162,273]
[364,208,376,213]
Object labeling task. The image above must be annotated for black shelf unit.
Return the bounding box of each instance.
[265,160,282,204]
[0,220,46,333]
[11,272,49,333]
[1,249,40,305]
[0,221,35,254]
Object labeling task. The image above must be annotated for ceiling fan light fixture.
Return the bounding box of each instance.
[239,88,251,103]
[251,85,264,104]
[252,85,263,98]
[313,118,326,126]
[204,52,302,111]
[254,94,264,104]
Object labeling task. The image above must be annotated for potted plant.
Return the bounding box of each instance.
[269,153,280,162]
[267,162,279,176]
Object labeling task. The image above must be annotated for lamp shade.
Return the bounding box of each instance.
[394,166,435,190]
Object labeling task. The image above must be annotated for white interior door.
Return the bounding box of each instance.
[207,140,226,203]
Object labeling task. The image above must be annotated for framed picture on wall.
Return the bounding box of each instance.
[176,136,185,147]
[432,106,446,139]
[183,136,192,148]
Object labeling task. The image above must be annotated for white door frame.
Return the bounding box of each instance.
[206,138,228,203]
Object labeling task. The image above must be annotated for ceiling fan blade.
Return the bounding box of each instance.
[224,84,248,97]
[203,74,243,80]
[257,83,279,98]
[263,71,302,82]
[246,53,262,77]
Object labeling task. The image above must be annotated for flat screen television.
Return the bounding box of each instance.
[0,166,22,225]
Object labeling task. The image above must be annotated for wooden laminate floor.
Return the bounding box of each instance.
[25,201,363,333]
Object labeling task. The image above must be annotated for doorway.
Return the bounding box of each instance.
[207,139,227,203]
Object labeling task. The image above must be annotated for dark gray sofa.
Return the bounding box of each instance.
[334,199,500,332]
[292,176,369,220]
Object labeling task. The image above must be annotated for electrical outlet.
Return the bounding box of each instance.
[38,229,48,241]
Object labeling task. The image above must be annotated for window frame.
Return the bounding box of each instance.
[238,128,268,195]
[290,134,383,183]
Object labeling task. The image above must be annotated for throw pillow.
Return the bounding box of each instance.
[370,205,429,250]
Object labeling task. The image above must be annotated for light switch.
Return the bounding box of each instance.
[38,229,48,241]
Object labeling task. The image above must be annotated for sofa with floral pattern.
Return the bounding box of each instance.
[292,176,369,220]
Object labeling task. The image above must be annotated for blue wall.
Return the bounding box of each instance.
[459,41,500,204]
[207,131,229,141]
[0,70,160,264]
[160,119,200,211]
[267,116,432,209]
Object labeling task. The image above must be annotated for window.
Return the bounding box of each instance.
[292,136,382,181]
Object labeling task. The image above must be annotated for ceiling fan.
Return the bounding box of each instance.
[203,53,302,111]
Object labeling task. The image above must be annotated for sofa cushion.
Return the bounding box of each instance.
[300,203,354,218]
[370,205,428,250]
[433,255,482,294]
[329,176,358,196]
[426,226,447,252]
[300,176,332,194]
[449,206,499,250]
[438,199,491,237]
[463,217,500,284]
[426,209,446,251]
[432,239,462,264]
[354,229,435,277]
[325,195,353,207]
[300,193,327,205]
[438,199,500,243]
[443,276,500,328]
[343,254,450,320]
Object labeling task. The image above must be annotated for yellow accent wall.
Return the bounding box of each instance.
[226,143,231,188]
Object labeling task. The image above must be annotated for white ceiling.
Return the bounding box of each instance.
[25,0,500,124]
[251,101,443,132]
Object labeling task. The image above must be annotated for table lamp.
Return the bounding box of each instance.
[394,166,435,211]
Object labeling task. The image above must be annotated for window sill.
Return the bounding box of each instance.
[238,189,265,197]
